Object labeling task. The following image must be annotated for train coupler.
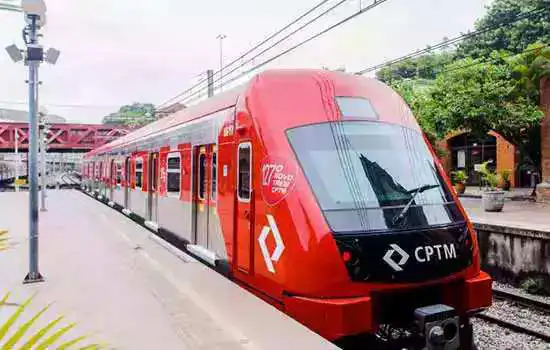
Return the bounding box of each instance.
[414,304,460,350]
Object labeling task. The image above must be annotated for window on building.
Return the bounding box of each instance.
[198,153,206,200]
[167,153,180,196]
[135,158,143,189]
[238,143,251,201]
[211,151,217,200]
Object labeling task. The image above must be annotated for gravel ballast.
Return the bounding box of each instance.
[473,318,549,349]
[472,281,550,349]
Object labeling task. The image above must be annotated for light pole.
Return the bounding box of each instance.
[14,127,20,192]
[4,0,60,284]
[216,34,226,92]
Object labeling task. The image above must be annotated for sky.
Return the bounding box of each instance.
[0,0,492,124]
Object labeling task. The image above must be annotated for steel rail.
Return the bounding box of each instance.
[475,313,550,343]
[493,287,550,314]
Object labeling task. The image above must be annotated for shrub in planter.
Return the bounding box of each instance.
[451,170,468,194]
[477,161,505,212]
[498,170,512,191]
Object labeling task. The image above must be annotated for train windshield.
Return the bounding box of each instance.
[287,121,465,233]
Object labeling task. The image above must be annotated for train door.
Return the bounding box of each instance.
[235,141,253,273]
[148,152,159,222]
[97,162,102,192]
[124,157,131,208]
[193,145,212,247]
[110,159,116,200]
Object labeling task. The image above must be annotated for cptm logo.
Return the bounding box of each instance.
[258,215,285,273]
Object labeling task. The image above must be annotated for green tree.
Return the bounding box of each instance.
[102,103,156,128]
[388,79,448,157]
[417,50,544,183]
[376,52,455,83]
[458,0,550,58]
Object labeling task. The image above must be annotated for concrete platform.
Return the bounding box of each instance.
[461,197,550,232]
[0,190,338,350]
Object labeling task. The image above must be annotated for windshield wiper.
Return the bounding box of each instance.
[391,184,439,225]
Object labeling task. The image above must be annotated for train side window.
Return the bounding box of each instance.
[237,143,251,201]
[116,162,122,186]
[211,151,217,201]
[198,153,206,200]
[167,153,181,197]
[135,158,143,189]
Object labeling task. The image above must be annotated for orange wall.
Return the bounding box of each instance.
[438,130,517,187]
[490,131,516,187]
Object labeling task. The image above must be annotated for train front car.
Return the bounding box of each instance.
[245,70,492,349]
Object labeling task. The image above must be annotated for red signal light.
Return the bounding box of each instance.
[342,251,352,263]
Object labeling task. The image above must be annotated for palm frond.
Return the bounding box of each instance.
[0,293,108,349]
[0,230,10,252]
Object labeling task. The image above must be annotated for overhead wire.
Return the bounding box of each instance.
[156,0,339,109]
[176,0,391,106]
[433,43,550,76]
[355,6,548,75]
[0,100,123,109]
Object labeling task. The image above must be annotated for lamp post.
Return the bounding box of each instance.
[216,34,226,92]
[4,0,61,284]
[14,127,19,192]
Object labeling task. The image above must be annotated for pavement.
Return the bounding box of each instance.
[0,190,338,350]
[459,186,534,200]
[460,197,550,232]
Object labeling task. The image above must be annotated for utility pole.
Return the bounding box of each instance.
[216,34,226,92]
[207,69,214,97]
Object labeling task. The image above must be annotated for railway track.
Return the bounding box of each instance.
[475,313,550,343]
[492,287,550,313]
[472,287,550,343]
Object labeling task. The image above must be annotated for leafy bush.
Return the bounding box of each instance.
[499,169,512,182]
[520,277,548,296]
[451,170,468,184]
[476,161,500,190]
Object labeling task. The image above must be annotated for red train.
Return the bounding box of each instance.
[82,69,492,349]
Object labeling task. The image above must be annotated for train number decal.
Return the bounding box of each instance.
[260,155,298,206]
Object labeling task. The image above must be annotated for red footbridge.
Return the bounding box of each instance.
[0,122,129,185]
[0,122,129,151]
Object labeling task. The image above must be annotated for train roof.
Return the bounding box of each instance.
[86,83,246,157]
[86,69,415,157]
